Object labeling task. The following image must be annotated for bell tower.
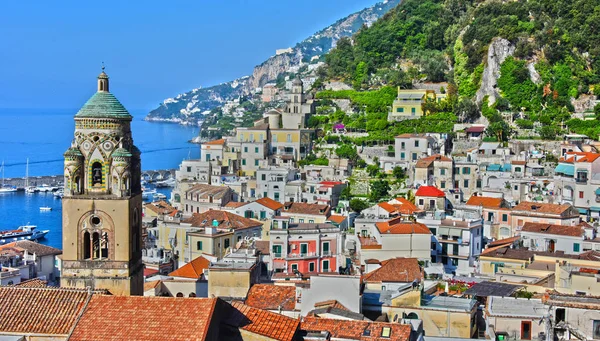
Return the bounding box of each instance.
[61,67,143,296]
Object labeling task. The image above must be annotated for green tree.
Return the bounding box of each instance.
[539,125,560,140]
[335,144,358,160]
[486,121,512,142]
[349,198,370,213]
[353,61,368,90]
[393,166,405,179]
[369,180,390,201]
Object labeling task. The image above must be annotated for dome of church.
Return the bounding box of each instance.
[112,147,132,158]
[75,92,131,119]
[64,147,83,158]
[98,71,108,79]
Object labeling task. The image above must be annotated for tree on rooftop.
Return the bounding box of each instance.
[349,198,370,213]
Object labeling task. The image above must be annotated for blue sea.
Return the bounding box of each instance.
[0,108,200,249]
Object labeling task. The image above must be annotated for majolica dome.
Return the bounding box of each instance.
[64,147,83,158]
[75,68,131,119]
[112,147,132,158]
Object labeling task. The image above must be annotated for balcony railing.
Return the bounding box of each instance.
[286,252,319,259]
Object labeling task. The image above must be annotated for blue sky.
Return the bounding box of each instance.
[0,0,378,111]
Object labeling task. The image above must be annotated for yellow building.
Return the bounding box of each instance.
[207,261,259,299]
[389,87,447,120]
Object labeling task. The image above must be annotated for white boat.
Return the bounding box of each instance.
[155,178,176,188]
[39,206,52,212]
[36,184,52,192]
[0,161,17,193]
[142,189,157,199]
[54,190,64,198]
[25,186,38,193]
[153,193,167,200]
[0,225,49,245]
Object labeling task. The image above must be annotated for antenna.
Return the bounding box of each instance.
[101,61,105,72]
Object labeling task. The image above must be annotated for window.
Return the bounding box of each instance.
[91,162,103,186]
[309,262,315,272]
[291,264,298,272]
[244,210,254,218]
[463,179,469,188]
[244,146,248,153]
[502,214,508,222]
[579,191,584,199]
[419,199,424,205]
[414,140,419,148]
[254,160,259,166]
[514,185,518,190]
[411,107,416,114]
[400,152,405,160]
[476,179,482,188]
[299,218,304,223]
[381,327,391,338]
[401,142,405,149]
[242,159,246,166]
[274,193,280,201]
[440,181,446,189]
[272,244,282,256]
[308,219,314,223]
[322,241,330,254]
[287,134,292,142]
[261,174,266,181]
[253,147,258,153]
[521,321,532,340]
[300,243,308,254]
[592,321,600,339]
[224,239,230,249]
[515,167,522,172]
[412,153,417,161]
[196,241,203,251]
[440,168,445,175]
[396,107,404,113]
[260,211,266,219]
[186,166,192,172]
[574,243,580,252]
[462,167,470,174]
[323,260,330,272]
[259,134,263,141]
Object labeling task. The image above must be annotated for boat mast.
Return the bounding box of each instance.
[1,160,4,187]
[25,158,29,188]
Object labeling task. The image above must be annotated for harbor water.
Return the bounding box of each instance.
[0,108,200,249]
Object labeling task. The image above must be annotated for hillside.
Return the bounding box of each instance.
[318,0,600,141]
[145,0,400,125]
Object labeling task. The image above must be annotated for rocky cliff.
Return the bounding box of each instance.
[146,0,401,124]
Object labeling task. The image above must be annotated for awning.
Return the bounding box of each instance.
[577,208,589,214]
[555,164,574,176]
[487,164,501,172]
[595,188,600,195]
[590,207,600,212]
[449,229,462,237]
[438,227,450,236]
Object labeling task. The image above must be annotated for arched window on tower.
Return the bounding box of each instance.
[101,231,109,259]
[113,176,119,194]
[91,162,103,186]
[74,176,81,193]
[92,232,100,259]
[83,231,91,259]
[99,82,104,91]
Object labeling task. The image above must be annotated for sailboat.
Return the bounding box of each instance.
[0,161,17,193]
[24,158,38,193]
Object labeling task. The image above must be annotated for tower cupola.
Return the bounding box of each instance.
[97,64,109,92]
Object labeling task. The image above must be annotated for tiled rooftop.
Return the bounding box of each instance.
[301,316,412,341]
[363,258,423,283]
[228,302,300,341]
[168,255,210,279]
[465,195,506,209]
[184,210,262,230]
[521,222,584,237]
[245,284,297,311]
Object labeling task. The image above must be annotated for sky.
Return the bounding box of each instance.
[0,0,379,112]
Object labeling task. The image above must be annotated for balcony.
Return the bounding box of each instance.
[286,252,320,259]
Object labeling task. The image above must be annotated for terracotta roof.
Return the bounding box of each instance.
[415,154,452,168]
[224,201,247,208]
[144,268,159,277]
[70,296,220,341]
[487,236,520,247]
[328,215,347,224]
[415,186,445,197]
[511,160,527,165]
[0,287,92,336]
[466,126,485,133]
[144,200,177,215]
[168,256,211,279]
[319,181,344,187]
[314,300,350,311]
[186,183,231,200]
[465,195,506,209]
[143,280,161,292]
[559,152,600,163]
[521,222,584,237]
[245,284,296,311]
[375,218,431,235]
[282,202,330,216]
[363,258,423,283]
[184,210,262,230]
[14,278,48,288]
[396,133,428,138]
[379,198,421,215]
[256,197,284,211]
[254,240,270,255]
[228,302,300,341]
[2,240,62,256]
[480,245,534,260]
[512,202,577,216]
[359,237,382,249]
[301,316,411,341]
[204,138,226,145]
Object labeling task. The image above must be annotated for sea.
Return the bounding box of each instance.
[0,108,201,250]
